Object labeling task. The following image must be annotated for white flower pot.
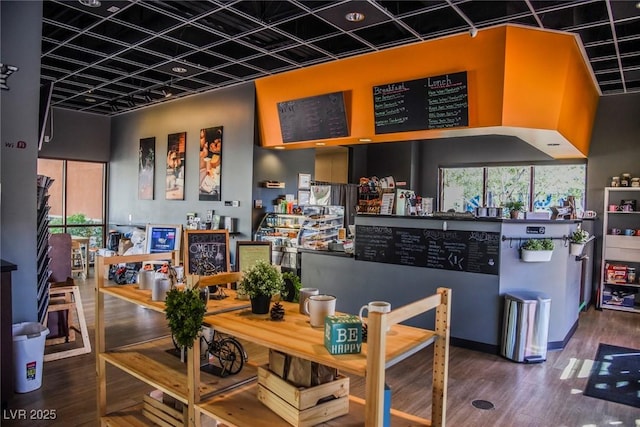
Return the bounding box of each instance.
[521,249,553,262]
[569,243,585,256]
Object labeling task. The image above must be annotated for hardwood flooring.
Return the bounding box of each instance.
[3,274,640,426]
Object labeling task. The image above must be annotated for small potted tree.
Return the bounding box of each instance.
[569,228,589,255]
[521,238,554,262]
[504,200,525,219]
[238,260,285,314]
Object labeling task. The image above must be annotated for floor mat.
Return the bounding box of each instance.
[583,343,640,408]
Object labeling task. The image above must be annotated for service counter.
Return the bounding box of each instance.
[301,215,586,354]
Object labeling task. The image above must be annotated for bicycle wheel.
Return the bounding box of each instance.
[217,338,246,375]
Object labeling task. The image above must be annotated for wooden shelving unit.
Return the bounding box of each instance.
[600,187,640,313]
[95,251,451,426]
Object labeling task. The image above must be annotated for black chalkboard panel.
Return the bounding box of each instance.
[184,230,230,275]
[355,225,499,275]
[278,91,349,143]
[373,71,468,134]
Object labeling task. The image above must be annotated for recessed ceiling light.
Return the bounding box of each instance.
[274,146,285,150]
[79,0,101,8]
[636,2,640,9]
[85,97,96,103]
[345,12,365,22]
[315,142,326,146]
[359,138,372,142]
[171,66,188,74]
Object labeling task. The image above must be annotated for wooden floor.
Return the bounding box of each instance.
[4,273,640,426]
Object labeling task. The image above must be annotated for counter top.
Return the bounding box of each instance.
[356,214,583,223]
[1,260,17,273]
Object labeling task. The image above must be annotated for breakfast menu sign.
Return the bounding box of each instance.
[373,71,468,134]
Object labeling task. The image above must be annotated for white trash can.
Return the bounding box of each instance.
[12,322,49,393]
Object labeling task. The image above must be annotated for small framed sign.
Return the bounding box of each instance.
[235,241,272,273]
[298,173,311,189]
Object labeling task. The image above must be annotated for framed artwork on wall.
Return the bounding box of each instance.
[145,224,182,254]
[199,126,223,201]
[138,137,155,200]
[298,173,311,189]
[184,229,230,275]
[166,132,186,200]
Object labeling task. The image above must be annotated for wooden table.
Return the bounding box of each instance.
[201,289,451,426]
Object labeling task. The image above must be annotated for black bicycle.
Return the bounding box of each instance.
[172,328,247,376]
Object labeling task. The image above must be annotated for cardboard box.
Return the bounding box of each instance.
[257,366,349,427]
[324,315,362,355]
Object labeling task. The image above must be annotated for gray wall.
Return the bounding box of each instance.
[108,83,256,266]
[1,1,43,322]
[38,108,111,162]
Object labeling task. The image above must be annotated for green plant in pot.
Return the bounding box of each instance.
[521,238,554,262]
[238,260,284,314]
[504,200,525,219]
[569,228,589,255]
[281,271,302,303]
[164,285,206,351]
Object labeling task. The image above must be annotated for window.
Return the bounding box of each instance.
[37,159,106,252]
[440,163,586,214]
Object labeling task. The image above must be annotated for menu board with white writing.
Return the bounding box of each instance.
[373,71,468,134]
[355,225,499,275]
[278,92,349,143]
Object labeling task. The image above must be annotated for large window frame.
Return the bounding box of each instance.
[37,158,107,253]
[439,161,587,214]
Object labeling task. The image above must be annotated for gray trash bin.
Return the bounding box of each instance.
[501,292,550,363]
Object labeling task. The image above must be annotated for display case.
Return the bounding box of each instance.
[298,205,345,251]
[600,187,640,313]
[254,213,305,269]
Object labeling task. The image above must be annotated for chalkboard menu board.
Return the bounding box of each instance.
[373,71,468,134]
[278,91,349,143]
[355,225,499,275]
[184,230,230,275]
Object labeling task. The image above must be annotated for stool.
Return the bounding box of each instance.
[71,240,86,279]
[44,282,91,362]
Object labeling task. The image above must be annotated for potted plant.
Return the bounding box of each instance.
[520,238,554,262]
[569,228,589,255]
[504,200,525,219]
[238,260,284,314]
[281,271,302,303]
[165,284,206,356]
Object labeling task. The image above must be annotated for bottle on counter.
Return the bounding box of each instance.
[621,173,631,187]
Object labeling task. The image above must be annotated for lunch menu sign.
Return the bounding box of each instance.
[373,71,468,134]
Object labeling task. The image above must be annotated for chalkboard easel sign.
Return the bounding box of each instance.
[184,230,230,275]
[277,91,349,143]
[236,241,272,273]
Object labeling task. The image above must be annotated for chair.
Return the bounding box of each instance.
[71,240,86,279]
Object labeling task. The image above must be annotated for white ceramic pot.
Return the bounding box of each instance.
[570,243,585,256]
[521,249,553,262]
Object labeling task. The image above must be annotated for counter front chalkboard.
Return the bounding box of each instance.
[278,91,349,143]
[355,225,499,275]
[373,71,468,134]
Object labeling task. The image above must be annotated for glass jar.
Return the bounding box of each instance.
[621,173,631,187]
[627,267,636,283]
[611,176,620,187]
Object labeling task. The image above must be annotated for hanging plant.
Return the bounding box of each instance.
[165,286,206,349]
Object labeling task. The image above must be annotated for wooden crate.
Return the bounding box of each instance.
[257,366,349,427]
[142,393,184,427]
